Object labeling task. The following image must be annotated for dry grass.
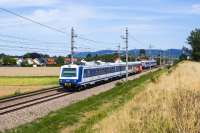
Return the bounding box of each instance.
[0,67,60,76]
[92,61,200,132]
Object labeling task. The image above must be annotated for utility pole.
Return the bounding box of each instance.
[118,44,121,62]
[149,43,153,72]
[121,27,128,82]
[164,49,165,67]
[135,47,137,61]
[160,48,161,68]
[71,27,77,64]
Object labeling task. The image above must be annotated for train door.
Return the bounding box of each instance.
[88,69,92,82]
[84,69,86,83]
[91,69,94,82]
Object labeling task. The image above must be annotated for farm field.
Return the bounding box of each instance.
[0,67,60,76]
[0,67,60,97]
[0,76,59,97]
[0,85,58,97]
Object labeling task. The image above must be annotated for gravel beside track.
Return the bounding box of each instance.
[0,67,161,131]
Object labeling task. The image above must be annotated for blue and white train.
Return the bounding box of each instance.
[59,62,142,90]
[141,61,157,69]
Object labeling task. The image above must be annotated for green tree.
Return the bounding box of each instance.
[3,56,10,65]
[25,60,29,65]
[0,61,3,66]
[0,53,6,58]
[23,53,30,59]
[185,28,200,61]
[21,62,26,67]
[67,54,71,58]
[140,49,146,55]
[86,53,92,58]
[56,56,64,65]
[30,53,41,59]
[9,58,16,65]
[179,54,187,61]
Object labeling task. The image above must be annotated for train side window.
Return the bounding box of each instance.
[103,69,104,74]
[100,69,102,74]
[81,70,82,75]
[87,70,90,77]
[98,69,100,75]
[84,70,86,78]
[91,70,94,76]
[95,70,97,75]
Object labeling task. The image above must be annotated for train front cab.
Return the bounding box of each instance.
[59,65,82,89]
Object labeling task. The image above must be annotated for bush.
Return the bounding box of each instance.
[56,64,61,67]
[0,61,3,66]
[116,82,123,86]
[46,64,54,67]
[21,62,26,67]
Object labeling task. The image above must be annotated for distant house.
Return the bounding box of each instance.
[64,58,77,64]
[39,58,48,65]
[114,58,123,63]
[137,58,147,61]
[47,58,53,62]
[25,58,36,64]
[64,58,71,64]
[16,58,25,65]
[33,58,41,65]
[47,58,56,65]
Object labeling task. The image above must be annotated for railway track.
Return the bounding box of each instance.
[0,66,161,115]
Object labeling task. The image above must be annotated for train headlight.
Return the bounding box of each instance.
[73,80,76,82]
[60,80,63,82]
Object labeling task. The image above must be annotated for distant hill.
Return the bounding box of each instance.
[72,49,189,59]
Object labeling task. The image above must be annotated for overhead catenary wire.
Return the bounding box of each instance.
[0,38,70,47]
[0,34,70,45]
[128,32,148,46]
[0,7,71,36]
[74,30,121,45]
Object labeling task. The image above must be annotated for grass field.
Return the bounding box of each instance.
[2,65,165,133]
[0,67,60,76]
[0,76,59,97]
[0,76,59,86]
[91,61,200,132]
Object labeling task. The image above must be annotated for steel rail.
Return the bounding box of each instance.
[0,92,74,115]
[0,86,62,103]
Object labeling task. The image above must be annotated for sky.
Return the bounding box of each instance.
[0,0,199,57]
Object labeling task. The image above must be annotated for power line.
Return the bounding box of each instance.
[0,34,70,45]
[0,7,71,35]
[0,38,70,47]
[128,32,148,46]
[74,30,121,45]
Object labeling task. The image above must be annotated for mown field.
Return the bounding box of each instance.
[0,67,60,76]
[2,64,165,133]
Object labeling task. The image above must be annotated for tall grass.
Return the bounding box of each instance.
[0,76,59,86]
[93,61,200,132]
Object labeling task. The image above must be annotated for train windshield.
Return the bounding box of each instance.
[62,68,76,77]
